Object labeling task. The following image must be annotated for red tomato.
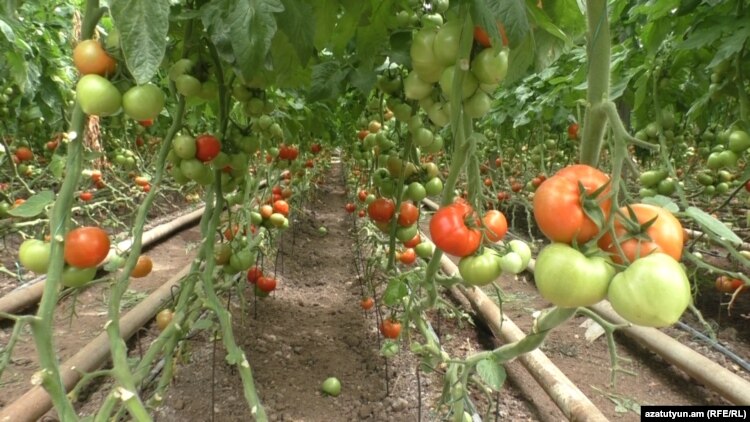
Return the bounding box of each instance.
[79,191,93,201]
[367,198,395,223]
[357,130,369,141]
[397,201,419,226]
[73,39,117,77]
[379,319,401,339]
[598,204,683,264]
[256,276,277,293]
[403,234,421,248]
[345,203,356,213]
[15,147,33,162]
[273,199,289,217]
[533,165,611,244]
[398,248,417,265]
[134,176,149,187]
[358,210,366,218]
[195,134,221,162]
[482,210,508,242]
[360,297,374,310]
[358,190,368,202]
[715,276,746,293]
[64,226,110,268]
[247,266,263,284]
[90,170,102,182]
[429,202,481,257]
[568,122,580,140]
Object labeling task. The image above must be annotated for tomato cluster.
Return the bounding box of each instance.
[532,165,691,327]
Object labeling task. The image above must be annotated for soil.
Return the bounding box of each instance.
[1,162,749,421]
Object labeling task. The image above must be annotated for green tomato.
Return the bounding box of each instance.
[413,128,434,148]
[439,66,478,100]
[122,84,165,121]
[173,134,197,159]
[656,178,676,196]
[728,130,750,153]
[396,224,418,243]
[508,240,531,269]
[433,20,461,66]
[403,71,433,101]
[499,251,524,274]
[76,74,122,116]
[458,249,502,286]
[175,74,202,97]
[471,48,508,85]
[407,182,427,202]
[608,253,690,327]
[464,90,491,119]
[321,377,341,397]
[415,241,434,259]
[61,266,97,288]
[534,243,615,308]
[639,170,667,188]
[250,211,263,225]
[425,177,443,196]
[229,248,255,271]
[18,239,51,274]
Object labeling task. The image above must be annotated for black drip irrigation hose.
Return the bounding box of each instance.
[675,321,750,374]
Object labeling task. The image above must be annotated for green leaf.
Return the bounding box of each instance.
[505,33,534,84]
[8,190,54,218]
[307,61,347,101]
[525,0,570,46]
[382,277,408,306]
[476,358,506,391]
[684,206,743,245]
[110,0,170,85]
[277,0,315,65]
[0,18,15,42]
[49,154,65,179]
[312,0,339,50]
[491,0,530,47]
[380,340,399,358]
[388,30,412,66]
[707,23,750,68]
[642,20,670,56]
[330,0,366,55]
[350,66,377,95]
[201,0,285,83]
[355,0,394,67]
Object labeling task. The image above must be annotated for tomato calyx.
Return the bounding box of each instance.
[579,180,610,235]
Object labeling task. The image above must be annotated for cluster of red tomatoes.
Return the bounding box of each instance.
[429,200,531,286]
[246,265,278,297]
[532,164,691,328]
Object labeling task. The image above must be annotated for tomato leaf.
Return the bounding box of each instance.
[476,357,506,391]
[49,154,65,179]
[382,278,408,306]
[110,0,169,85]
[277,0,315,65]
[308,61,347,102]
[380,340,399,358]
[200,0,284,83]
[8,190,54,218]
[684,206,743,245]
